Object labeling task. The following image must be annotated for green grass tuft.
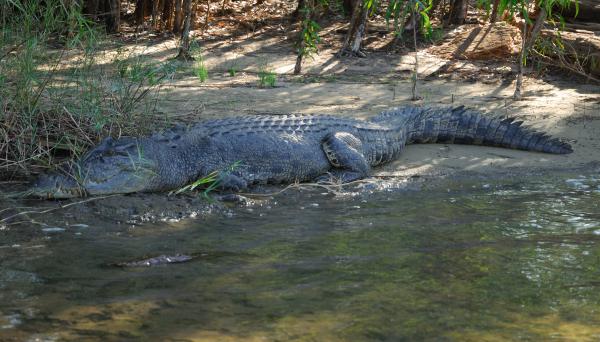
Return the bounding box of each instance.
[228,67,238,77]
[171,161,241,199]
[258,63,276,88]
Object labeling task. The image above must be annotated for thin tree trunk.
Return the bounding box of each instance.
[411,4,420,101]
[514,6,546,100]
[294,51,304,75]
[343,0,353,15]
[294,2,311,74]
[174,0,183,32]
[339,0,361,53]
[84,0,101,20]
[192,0,198,33]
[105,0,121,33]
[205,0,210,30]
[176,0,194,60]
[513,0,529,100]
[152,0,160,29]
[525,7,547,52]
[134,0,149,26]
[349,3,368,56]
[490,0,500,23]
[162,0,174,30]
[339,0,367,57]
[449,0,468,25]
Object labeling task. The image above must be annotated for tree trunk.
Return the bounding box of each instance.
[294,2,311,74]
[449,0,468,25]
[513,1,529,100]
[204,0,210,30]
[162,0,174,30]
[134,0,149,26]
[105,0,120,33]
[525,7,547,51]
[176,0,194,60]
[514,2,546,100]
[411,4,421,101]
[173,0,183,32]
[343,0,353,16]
[490,0,500,23]
[84,0,101,20]
[339,0,367,57]
[152,0,160,29]
[349,2,368,55]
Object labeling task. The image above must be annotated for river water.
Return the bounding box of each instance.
[1,173,600,341]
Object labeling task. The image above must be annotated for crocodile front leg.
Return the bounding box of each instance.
[217,172,248,192]
[320,132,370,183]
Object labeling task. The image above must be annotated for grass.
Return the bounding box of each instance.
[258,62,276,88]
[171,161,241,199]
[228,66,238,77]
[170,170,220,197]
[226,60,240,77]
[195,59,209,82]
[190,43,208,82]
[0,0,174,180]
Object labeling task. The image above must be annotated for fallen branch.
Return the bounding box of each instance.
[238,177,392,198]
[0,194,119,225]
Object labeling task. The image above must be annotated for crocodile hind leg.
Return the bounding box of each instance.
[319,132,370,183]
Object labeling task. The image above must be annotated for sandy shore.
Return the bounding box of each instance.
[101,25,598,181]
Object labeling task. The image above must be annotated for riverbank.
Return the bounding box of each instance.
[2,17,599,225]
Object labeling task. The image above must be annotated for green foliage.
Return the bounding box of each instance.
[191,45,208,82]
[379,0,434,38]
[196,62,209,82]
[0,0,175,177]
[474,0,579,70]
[477,0,578,22]
[258,63,276,88]
[105,54,177,127]
[299,15,322,58]
[225,59,241,77]
[171,161,241,199]
[170,170,220,196]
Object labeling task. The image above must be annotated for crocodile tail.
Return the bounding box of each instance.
[399,106,573,154]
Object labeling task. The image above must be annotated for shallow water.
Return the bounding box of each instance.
[1,174,600,341]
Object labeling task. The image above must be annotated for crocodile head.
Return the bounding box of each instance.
[30,137,160,199]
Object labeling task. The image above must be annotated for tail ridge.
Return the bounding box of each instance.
[374,105,572,154]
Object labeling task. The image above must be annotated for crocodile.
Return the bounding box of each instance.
[30,105,572,199]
